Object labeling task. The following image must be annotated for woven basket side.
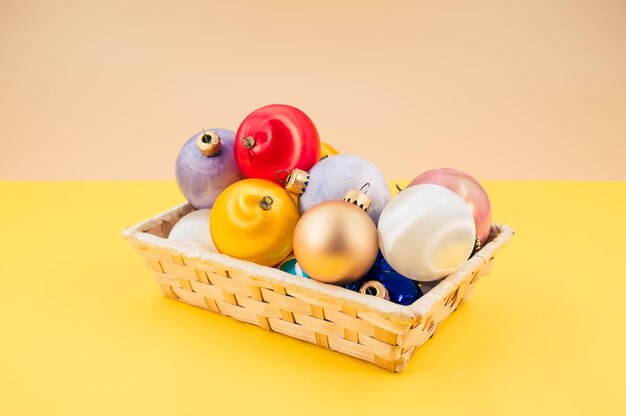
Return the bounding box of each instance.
[123,204,513,372]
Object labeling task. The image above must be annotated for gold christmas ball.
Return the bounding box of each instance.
[293,200,379,285]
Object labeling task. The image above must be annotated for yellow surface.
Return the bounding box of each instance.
[1,181,625,415]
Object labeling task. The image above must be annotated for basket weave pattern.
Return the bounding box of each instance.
[123,203,513,372]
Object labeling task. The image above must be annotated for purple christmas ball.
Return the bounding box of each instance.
[175,128,243,209]
[298,155,391,225]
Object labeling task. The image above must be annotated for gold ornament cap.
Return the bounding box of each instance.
[195,130,222,157]
[343,185,372,212]
[359,281,390,300]
[284,169,310,196]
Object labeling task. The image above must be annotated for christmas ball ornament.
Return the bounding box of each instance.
[408,168,492,250]
[210,179,300,266]
[357,274,423,305]
[175,129,244,209]
[168,209,216,252]
[319,142,339,159]
[378,184,476,281]
[235,104,320,185]
[293,189,378,285]
[296,154,391,225]
[277,256,310,278]
[346,252,424,305]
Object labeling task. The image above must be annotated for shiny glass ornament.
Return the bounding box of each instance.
[319,142,339,159]
[378,184,476,281]
[346,252,423,305]
[235,104,320,186]
[408,168,492,249]
[277,256,310,278]
[293,199,378,285]
[168,209,216,252]
[175,129,243,209]
[210,179,300,266]
[297,155,391,225]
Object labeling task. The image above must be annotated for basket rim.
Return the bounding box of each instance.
[123,202,514,325]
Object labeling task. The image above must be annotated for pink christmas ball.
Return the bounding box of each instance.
[407,168,492,247]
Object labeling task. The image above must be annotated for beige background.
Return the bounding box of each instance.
[1,0,625,180]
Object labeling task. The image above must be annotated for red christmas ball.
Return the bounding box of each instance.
[235,104,321,185]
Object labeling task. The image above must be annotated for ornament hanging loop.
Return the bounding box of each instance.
[196,129,222,157]
[259,196,274,210]
[360,183,370,194]
[274,170,291,185]
[241,136,256,149]
[343,187,372,212]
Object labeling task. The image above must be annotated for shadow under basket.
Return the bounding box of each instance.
[123,203,514,372]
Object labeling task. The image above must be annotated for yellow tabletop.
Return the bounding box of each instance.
[1,181,625,415]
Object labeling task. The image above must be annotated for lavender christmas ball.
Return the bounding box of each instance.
[175,128,243,209]
[299,155,390,224]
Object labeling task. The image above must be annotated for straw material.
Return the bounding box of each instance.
[123,203,514,372]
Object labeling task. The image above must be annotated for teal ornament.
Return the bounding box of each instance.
[278,256,310,278]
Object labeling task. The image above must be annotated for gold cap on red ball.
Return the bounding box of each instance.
[284,169,310,196]
[196,130,222,157]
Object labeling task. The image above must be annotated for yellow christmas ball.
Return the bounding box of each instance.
[319,142,339,160]
[293,200,378,285]
[210,179,300,266]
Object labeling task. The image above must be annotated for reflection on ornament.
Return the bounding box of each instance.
[346,252,423,305]
[234,104,320,185]
[293,189,378,285]
[407,168,492,248]
[210,179,300,266]
[378,184,476,281]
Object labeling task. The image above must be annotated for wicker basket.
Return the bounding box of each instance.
[123,203,514,372]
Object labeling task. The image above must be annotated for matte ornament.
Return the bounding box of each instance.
[175,129,243,209]
[408,168,492,248]
[378,184,476,281]
[293,200,378,285]
[210,179,300,267]
[235,104,320,186]
[277,256,310,278]
[168,209,216,252]
[298,155,391,225]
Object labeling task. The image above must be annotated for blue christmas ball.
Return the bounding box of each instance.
[278,256,310,278]
[345,252,423,305]
[377,272,423,305]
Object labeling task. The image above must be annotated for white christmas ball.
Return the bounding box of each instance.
[168,209,216,251]
[378,184,476,281]
[299,154,391,224]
